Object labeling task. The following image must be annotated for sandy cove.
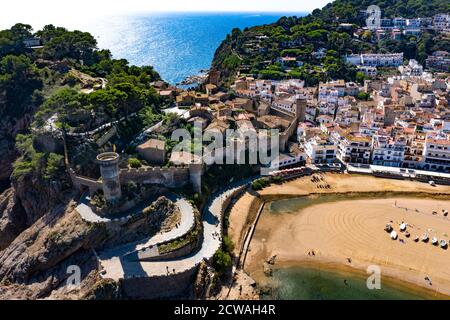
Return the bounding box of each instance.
[227,173,450,298]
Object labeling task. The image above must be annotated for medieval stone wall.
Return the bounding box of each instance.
[119,166,190,187]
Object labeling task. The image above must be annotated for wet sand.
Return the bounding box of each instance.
[246,197,450,297]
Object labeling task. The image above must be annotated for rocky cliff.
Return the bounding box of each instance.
[0,162,72,251]
[0,193,185,299]
[0,200,110,299]
[0,188,26,250]
[0,112,34,189]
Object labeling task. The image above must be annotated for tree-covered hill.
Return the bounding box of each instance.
[211,0,450,86]
[0,23,163,186]
[316,0,449,23]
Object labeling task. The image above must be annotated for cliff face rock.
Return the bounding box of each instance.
[145,196,181,232]
[0,190,183,299]
[0,188,26,250]
[193,261,214,299]
[11,170,71,227]
[0,201,108,297]
[0,250,101,300]
[0,196,182,299]
[105,196,181,248]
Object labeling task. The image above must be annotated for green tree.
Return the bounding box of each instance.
[0,54,42,117]
[213,249,232,274]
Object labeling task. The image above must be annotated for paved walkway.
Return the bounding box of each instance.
[98,195,195,260]
[76,195,113,223]
[98,181,250,280]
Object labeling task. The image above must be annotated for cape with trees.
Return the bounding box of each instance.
[211,0,450,86]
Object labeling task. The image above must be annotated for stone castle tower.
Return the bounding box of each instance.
[295,96,307,123]
[97,152,122,202]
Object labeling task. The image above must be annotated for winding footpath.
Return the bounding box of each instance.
[97,181,250,281]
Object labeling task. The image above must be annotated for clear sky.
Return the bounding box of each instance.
[0,0,332,30]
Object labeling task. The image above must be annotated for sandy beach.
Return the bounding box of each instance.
[227,174,450,298]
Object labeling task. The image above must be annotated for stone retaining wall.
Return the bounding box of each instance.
[120,183,249,299]
[119,166,190,187]
[120,266,198,299]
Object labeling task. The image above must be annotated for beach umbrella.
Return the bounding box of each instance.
[390,231,398,240]
[431,237,438,245]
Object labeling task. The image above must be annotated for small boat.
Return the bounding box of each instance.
[390,231,398,240]
[400,223,407,232]
[439,240,448,249]
[413,236,419,242]
[443,210,448,217]
[384,224,393,232]
[431,237,438,245]
[422,233,429,242]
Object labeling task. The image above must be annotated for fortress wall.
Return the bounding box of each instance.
[69,169,102,194]
[137,235,202,262]
[279,117,299,151]
[121,184,248,299]
[219,185,248,221]
[120,266,198,299]
[119,166,190,187]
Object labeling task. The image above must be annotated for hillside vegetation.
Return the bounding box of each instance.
[211,0,450,86]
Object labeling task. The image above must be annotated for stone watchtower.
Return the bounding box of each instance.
[295,96,307,123]
[97,152,122,202]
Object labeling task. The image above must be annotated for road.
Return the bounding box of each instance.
[98,182,250,280]
[98,195,195,260]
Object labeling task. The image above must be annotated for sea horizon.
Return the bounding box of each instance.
[84,12,308,85]
[2,11,309,85]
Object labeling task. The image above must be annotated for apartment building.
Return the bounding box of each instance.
[403,129,426,169]
[422,132,450,172]
[371,135,406,167]
[303,134,337,164]
[433,14,450,32]
[426,51,450,72]
[346,53,404,67]
[332,130,372,164]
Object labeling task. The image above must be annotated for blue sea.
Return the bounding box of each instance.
[78,13,306,85]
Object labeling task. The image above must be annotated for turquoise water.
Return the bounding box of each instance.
[79,13,306,85]
[264,266,434,300]
[266,193,436,215]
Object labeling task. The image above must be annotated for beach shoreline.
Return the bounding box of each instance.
[227,173,450,299]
